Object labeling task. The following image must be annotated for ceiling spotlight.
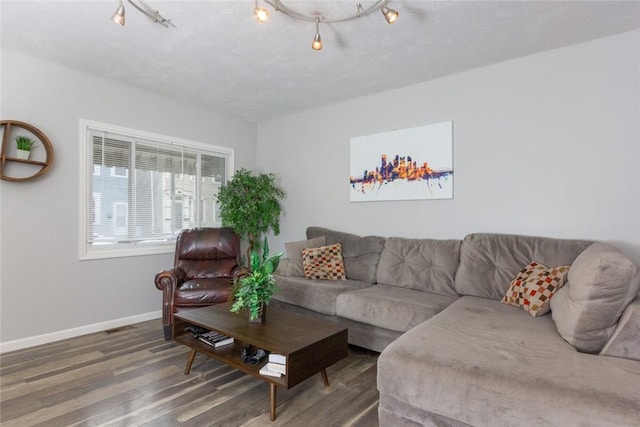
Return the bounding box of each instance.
[254,0,269,22]
[112,0,125,26]
[381,1,399,24]
[312,17,322,51]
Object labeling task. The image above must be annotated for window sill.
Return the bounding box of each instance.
[80,243,174,260]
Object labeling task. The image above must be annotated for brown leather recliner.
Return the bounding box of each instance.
[155,227,242,340]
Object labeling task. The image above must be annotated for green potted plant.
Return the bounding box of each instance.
[230,236,283,322]
[216,168,285,268]
[15,136,37,160]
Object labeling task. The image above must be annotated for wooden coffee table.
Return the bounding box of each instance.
[173,302,348,421]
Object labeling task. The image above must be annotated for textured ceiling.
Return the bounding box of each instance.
[2,1,640,122]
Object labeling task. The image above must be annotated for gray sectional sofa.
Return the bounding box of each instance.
[272,226,640,427]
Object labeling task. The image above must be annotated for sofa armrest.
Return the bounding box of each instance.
[154,267,186,291]
[599,295,640,361]
[275,258,290,276]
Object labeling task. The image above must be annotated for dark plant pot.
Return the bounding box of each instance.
[248,304,267,323]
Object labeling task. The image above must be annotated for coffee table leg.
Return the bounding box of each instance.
[184,349,197,375]
[321,368,330,386]
[270,383,277,421]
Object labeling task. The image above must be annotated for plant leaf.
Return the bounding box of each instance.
[250,251,260,272]
[262,235,269,262]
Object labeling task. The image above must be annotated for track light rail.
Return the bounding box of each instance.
[263,0,386,23]
[126,0,174,28]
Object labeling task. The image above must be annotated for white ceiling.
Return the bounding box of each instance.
[2,1,640,122]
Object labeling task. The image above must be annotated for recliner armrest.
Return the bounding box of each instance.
[155,266,187,340]
[154,267,186,291]
[231,265,247,281]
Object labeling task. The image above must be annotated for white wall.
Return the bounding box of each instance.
[257,30,640,264]
[0,49,257,349]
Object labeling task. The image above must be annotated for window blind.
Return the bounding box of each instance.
[84,125,229,257]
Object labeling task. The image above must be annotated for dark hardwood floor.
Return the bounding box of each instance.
[0,319,380,426]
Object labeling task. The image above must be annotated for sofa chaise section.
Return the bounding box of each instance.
[378,296,640,427]
[378,232,640,427]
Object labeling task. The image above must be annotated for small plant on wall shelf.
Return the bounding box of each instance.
[15,136,37,160]
[16,136,37,151]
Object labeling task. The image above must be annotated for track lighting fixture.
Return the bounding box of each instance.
[254,1,399,50]
[111,0,174,28]
[312,17,322,51]
[381,1,399,24]
[111,0,125,26]
[254,0,269,22]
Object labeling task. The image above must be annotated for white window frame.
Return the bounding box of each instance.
[79,119,234,260]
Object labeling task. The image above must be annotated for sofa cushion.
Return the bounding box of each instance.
[302,243,346,280]
[378,296,640,427]
[501,262,569,317]
[377,237,460,296]
[551,242,640,353]
[284,236,326,277]
[336,285,458,332]
[307,226,385,284]
[599,295,640,361]
[455,233,592,300]
[272,274,370,315]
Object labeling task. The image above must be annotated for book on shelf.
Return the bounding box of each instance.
[268,353,286,365]
[264,362,286,375]
[260,362,285,377]
[196,331,234,348]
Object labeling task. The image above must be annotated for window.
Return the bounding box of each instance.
[80,120,234,259]
[92,193,101,225]
[110,166,128,178]
[113,202,128,235]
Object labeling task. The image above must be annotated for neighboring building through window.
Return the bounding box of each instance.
[80,120,234,259]
[110,166,129,178]
[92,193,101,226]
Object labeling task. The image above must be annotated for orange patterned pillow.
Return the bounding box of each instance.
[502,262,569,317]
[302,244,346,280]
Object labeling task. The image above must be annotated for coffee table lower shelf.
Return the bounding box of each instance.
[173,304,348,421]
[175,335,288,387]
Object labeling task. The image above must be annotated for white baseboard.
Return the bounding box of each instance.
[0,311,162,354]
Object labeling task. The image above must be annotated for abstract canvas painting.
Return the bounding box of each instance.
[350,121,453,202]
